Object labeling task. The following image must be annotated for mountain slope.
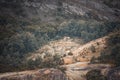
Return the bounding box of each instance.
[0,0,120,80]
[0,35,115,80]
[0,0,120,22]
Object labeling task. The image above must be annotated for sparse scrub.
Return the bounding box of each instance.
[26,54,61,69]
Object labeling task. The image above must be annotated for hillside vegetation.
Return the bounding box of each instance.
[0,0,120,80]
[0,19,119,72]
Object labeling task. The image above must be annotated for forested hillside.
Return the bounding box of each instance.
[0,0,120,80]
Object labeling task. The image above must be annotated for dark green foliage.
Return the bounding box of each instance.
[109,44,120,66]
[90,45,96,53]
[41,54,61,68]
[90,56,96,63]
[56,0,64,16]
[103,0,120,9]
[68,52,73,55]
[97,51,110,63]
[0,18,119,72]
[25,54,61,70]
[4,32,38,55]
[86,69,107,80]
[0,0,120,73]
[26,57,42,70]
[107,30,120,66]
[59,21,119,42]
[97,30,120,66]
[107,31,120,46]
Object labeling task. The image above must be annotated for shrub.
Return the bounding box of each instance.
[26,57,42,70]
[68,52,73,55]
[90,56,96,63]
[106,30,120,66]
[90,45,96,53]
[110,45,120,66]
[40,54,61,68]
[86,69,107,80]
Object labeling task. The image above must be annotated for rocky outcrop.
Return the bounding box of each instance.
[0,68,68,80]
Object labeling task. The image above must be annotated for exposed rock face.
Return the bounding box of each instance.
[0,0,120,21]
[0,68,68,80]
[38,68,68,80]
